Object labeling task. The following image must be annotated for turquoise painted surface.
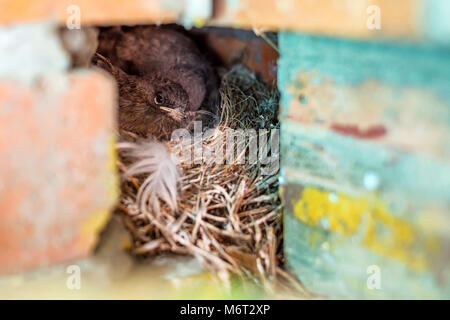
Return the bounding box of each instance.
[284,211,449,299]
[278,32,450,209]
[425,0,450,43]
[278,33,450,202]
[279,32,450,298]
[278,32,450,118]
[281,120,450,212]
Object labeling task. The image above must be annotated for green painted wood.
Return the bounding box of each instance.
[281,121,450,212]
[284,209,449,299]
[278,32,450,298]
[278,33,450,120]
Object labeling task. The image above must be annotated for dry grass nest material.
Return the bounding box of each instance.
[117,65,310,296]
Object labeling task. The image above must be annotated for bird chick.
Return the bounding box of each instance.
[94,25,218,140]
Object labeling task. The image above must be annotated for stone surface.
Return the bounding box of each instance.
[0,21,69,84]
[0,254,275,299]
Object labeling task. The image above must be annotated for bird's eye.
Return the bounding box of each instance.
[154,93,164,105]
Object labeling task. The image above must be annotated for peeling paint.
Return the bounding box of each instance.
[283,71,450,160]
[330,123,387,140]
[293,186,428,270]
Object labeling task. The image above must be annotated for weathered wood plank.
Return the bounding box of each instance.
[279,32,450,298]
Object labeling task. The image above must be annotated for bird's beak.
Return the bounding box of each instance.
[159,106,184,121]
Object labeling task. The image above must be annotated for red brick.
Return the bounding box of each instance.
[0,71,118,274]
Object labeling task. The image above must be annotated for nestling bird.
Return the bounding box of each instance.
[93,25,220,210]
[93,25,219,140]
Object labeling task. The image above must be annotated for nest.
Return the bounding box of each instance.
[117,66,310,296]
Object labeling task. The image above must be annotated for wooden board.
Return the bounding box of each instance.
[279,32,450,298]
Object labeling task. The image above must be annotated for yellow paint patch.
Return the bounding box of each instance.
[293,186,427,269]
[106,134,119,202]
[194,17,206,27]
[293,187,365,235]
[76,136,118,251]
[81,209,111,240]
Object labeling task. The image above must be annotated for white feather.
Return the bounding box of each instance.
[118,140,180,212]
